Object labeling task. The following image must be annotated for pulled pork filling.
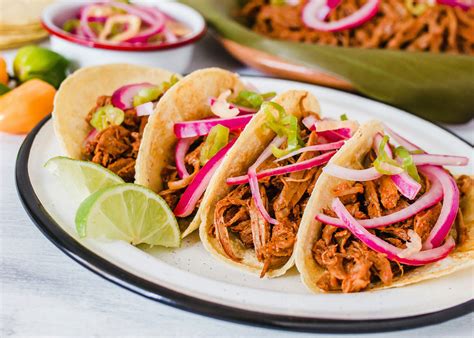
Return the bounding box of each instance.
[211,129,324,277]
[83,96,148,182]
[159,137,206,211]
[240,0,474,54]
[313,152,471,293]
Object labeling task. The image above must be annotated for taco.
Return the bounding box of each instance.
[199,90,360,277]
[53,63,179,182]
[135,68,278,237]
[295,120,473,293]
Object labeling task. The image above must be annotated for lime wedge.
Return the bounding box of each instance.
[44,156,124,198]
[75,184,180,247]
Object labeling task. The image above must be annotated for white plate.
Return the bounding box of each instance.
[17,76,474,333]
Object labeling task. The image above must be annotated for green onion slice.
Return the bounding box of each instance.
[90,104,125,131]
[133,74,179,107]
[395,146,421,182]
[199,124,230,166]
[263,101,304,158]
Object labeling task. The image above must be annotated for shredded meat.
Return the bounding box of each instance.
[211,128,325,277]
[414,203,442,242]
[333,182,364,204]
[364,180,382,218]
[82,96,148,182]
[158,137,206,211]
[273,131,319,220]
[456,175,472,197]
[313,167,460,293]
[454,175,471,246]
[240,0,474,54]
[378,176,400,209]
[213,185,251,262]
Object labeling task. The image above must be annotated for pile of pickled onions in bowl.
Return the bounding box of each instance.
[62,1,191,46]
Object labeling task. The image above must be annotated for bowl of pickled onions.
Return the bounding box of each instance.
[42,1,206,71]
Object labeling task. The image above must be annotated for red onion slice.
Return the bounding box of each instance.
[136,102,154,116]
[314,119,359,133]
[413,154,469,167]
[323,165,383,181]
[302,115,318,130]
[383,124,423,153]
[332,198,455,266]
[319,129,351,141]
[436,0,474,10]
[208,97,258,115]
[419,166,460,250]
[302,115,351,140]
[315,177,443,228]
[302,0,380,32]
[174,115,252,139]
[174,139,236,217]
[227,150,336,185]
[79,5,99,39]
[109,2,166,43]
[390,172,421,200]
[175,137,198,179]
[275,140,345,162]
[248,137,286,225]
[111,83,154,110]
[315,0,342,20]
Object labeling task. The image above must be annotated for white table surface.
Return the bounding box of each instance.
[1,34,473,337]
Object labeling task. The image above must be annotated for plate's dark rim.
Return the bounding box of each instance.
[16,114,473,334]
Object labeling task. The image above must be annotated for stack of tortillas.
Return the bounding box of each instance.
[0,0,54,50]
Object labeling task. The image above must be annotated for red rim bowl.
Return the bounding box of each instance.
[41,2,207,52]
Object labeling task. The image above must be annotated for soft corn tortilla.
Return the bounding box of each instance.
[199,90,321,278]
[135,68,245,237]
[53,64,177,162]
[295,120,474,293]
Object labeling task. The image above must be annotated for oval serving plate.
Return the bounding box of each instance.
[16,76,473,333]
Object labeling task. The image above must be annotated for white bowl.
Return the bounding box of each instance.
[42,1,206,72]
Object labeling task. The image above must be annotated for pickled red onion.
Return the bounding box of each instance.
[175,137,198,179]
[208,97,258,115]
[174,139,236,217]
[108,2,165,43]
[436,0,474,10]
[314,119,359,134]
[136,102,153,117]
[111,83,154,110]
[174,115,252,138]
[413,154,469,166]
[302,0,381,32]
[315,177,443,228]
[419,166,460,250]
[315,0,342,20]
[248,136,286,225]
[227,150,336,185]
[323,165,383,181]
[80,4,101,38]
[302,115,352,140]
[331,198,455,266]
[274,140,345,162]
[383,124,423,153]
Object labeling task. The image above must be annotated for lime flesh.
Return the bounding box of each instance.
[75,184,180,248]
[44,156,124,198]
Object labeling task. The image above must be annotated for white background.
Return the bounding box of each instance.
[1,33,473,337]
